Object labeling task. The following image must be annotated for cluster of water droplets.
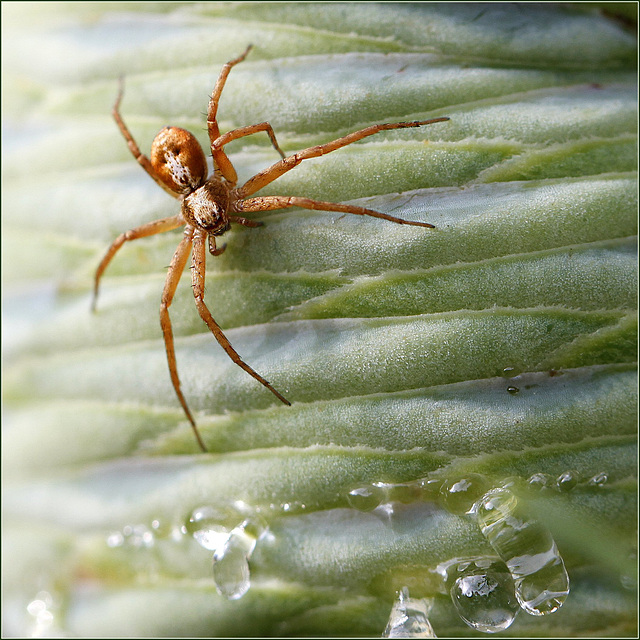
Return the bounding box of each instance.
[25,590,61,637]
[184,502,270,600]
[347,469,610,516]
[348,470,581,635]
[106,522,157,549]
[105,500,272,601]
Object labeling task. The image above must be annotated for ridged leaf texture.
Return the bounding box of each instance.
[3,3,637,637]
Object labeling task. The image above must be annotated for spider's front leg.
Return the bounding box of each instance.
[236,117,450,199]
[191,228,291,406]
[207,45,286,186]
[235,195,435,228]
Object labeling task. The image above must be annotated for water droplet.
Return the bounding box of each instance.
[212,526,256,600]
[26,590,57,636]
[347,483,387,511]
[515,554,570,615]
[527,473,551,492]
[555,470,579,492]
[186,505,233,550]
[440,474,490,515]
[587,472,608,487]
[106,531,124,548]
[241,514,269,541]
[499,476,522,492]
[450,570,519,633]
[507,386,520,395]
[475,488,570,616]
[383,587,437,638]
[118,523,154,548]
[502,366,516,377]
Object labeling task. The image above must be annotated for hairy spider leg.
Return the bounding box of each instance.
[207,45,286,185]
[236,117,450,199]
[92,215,184,311]
[191,228,291,406]
[113,79,181,199]
[236,195,435,228]
[159,226,209,452]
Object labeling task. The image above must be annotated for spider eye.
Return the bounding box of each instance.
[151,126,207,194]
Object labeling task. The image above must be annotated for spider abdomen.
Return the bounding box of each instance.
[151,126,208,194]
[182,178,231,234]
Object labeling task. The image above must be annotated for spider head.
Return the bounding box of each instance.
[182,178,231,234]
[151,126,208,194]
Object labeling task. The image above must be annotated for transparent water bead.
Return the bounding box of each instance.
[439,474,490,515]
[383,587,437,638]
[526,473,552,492]
[347,482,387,511]
[448,559,519,633]
[587,471,608,487]
[475,488,570,616]
[555,470,579,492]
[186,505,231,551]
[212,525,257,600]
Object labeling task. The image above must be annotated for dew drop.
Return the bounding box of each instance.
[241,514,269,541]
[499,476,522,492]
[439,474,489,515]
[526,473,551,492]
[347,483,387,511]
[212,526,256,600]
[474,488,570,616]
[186,505,231,551]
[26,590,57,636]
[555,470,579,492]
[450,570,519,633]
[383,587,437,638]
[506,386,519,395]
[587,471,608,487]
[106,531,124,548]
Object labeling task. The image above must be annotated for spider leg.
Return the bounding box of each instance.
[235,195,435,228]
[191,228,291,406]
[159,226,207,452]
[207,46,284,186]
[236,117,450,199]
[211,122,286,186]
[208,234,227,256]
[113,78,180,198]
[92,215,184,311]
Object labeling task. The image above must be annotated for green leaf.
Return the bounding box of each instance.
[2,3,637,637]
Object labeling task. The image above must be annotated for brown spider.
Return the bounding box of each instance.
[92,45,449,452]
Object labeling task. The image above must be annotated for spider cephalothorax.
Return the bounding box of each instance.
[92,45,449,451]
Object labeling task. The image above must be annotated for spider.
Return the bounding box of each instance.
[92,45,449,452]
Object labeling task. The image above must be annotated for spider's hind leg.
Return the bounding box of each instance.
[191,229,291,406]
[159,227,208,452]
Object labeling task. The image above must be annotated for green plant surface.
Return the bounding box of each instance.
[2,3,637,637]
